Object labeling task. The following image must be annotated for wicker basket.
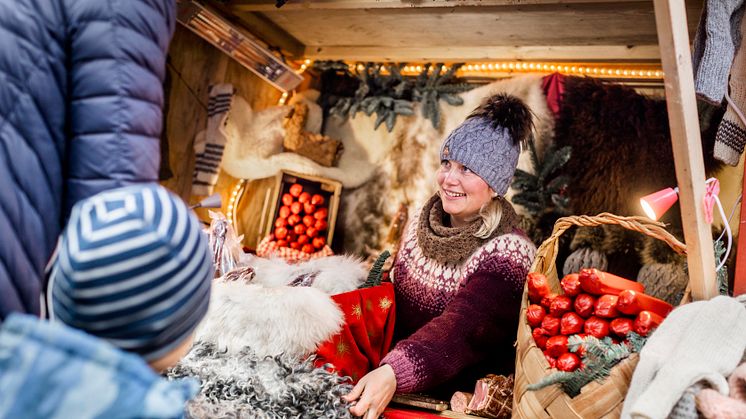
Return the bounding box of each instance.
[513,213,689,419]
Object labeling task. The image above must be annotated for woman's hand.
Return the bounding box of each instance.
[343,364,397,418]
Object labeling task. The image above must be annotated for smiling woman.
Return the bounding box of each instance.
[343,94,538,418]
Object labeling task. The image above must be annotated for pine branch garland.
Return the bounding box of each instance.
[715,238,729,296]
[362,250,391,288]
[527,333,647,397]
[511,142,572,244]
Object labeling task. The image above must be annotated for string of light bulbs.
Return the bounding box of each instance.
[226,179,246,225]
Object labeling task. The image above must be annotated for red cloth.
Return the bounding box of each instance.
[255,235,334,262]
[314,282,396,382]
[542,72,565,118]
[382,407,444,418]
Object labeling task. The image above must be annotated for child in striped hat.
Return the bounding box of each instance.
[0,183,214,418]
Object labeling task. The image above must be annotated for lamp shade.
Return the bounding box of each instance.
[190,193,222,210]
[640,187,678,220]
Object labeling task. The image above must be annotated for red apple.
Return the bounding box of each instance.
[274,227,288,240]
[282,193,293,206]
[314,219,328,231]
[312,236,326,249]
[276,239,288,248]
[279,206,291,218]
[274,217,287,228]
[301,244,314,254]
[288,214,301,226]
[293,224,306,235]
[303,203,316,214]
[306,226,318,238]
[314,207,328,220]
[298,192,311,204]
[303,215,315,227]
[289,184,303,197]
[311,194,325,206]
[297,234,309,245]
[291,202,303,214]
[289,242,301,250]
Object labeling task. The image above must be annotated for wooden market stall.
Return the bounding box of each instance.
[163,0,738,417]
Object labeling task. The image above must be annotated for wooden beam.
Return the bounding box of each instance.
[734,164,746,296]
[304,45,662,62]
[204,1,305,57]
[229,0,645,12]
[233,11,305,57]
[653,0,717,300]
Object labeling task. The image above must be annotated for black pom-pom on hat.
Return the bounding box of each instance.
[469,93,534,150]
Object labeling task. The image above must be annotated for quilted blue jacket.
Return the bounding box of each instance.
[0,0,175,319]
[0,314,199,418]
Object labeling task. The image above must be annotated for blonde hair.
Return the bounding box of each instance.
[474,196,503,239]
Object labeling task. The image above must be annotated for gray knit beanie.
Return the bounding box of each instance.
[440,94,532,195]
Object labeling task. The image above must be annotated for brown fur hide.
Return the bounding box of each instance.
[554,76,724,278]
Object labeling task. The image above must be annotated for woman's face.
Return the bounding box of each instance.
[436,160,493,226]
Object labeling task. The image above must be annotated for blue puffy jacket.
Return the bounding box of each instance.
[0,314,199,418]
[0,0,175,319]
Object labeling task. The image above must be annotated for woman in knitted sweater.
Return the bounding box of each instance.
[344,94,537,418]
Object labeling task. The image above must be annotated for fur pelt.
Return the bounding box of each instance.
[194,281,345,359]
[168,342,353,419]
[553,76,725,279]
[243,254,367,295]
[339,74,554,257]
[554,76,724,219]
[223,89,400,188]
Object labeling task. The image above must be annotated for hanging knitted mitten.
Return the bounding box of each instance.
[692,0,746,104]
[192,83,234,196]
[715,13,746,166]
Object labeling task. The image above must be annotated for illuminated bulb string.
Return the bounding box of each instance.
[226,179,246,225]
[344,61,663,80]
[277,59,312,105]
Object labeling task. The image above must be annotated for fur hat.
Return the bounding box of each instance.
[440,93,532,195]
[50,183,213,362]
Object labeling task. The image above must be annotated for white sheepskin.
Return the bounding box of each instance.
[221,89,401,188]
[243,254,367,295]
[194,281,345,359]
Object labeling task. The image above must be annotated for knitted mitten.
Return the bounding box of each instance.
[715,12,746,165]
[563,247,608,277]
[696,389,746,419]
[669,381,710,419]
[692,0,746,104]
[192,83,234,196]
[562,227,608,276]
[637,262,689,306]
[622,296,746,419]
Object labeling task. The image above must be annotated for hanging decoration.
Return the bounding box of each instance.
[511,141,572,244]
[315,60,472,132]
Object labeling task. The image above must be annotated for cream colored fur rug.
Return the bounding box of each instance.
[194,254,367,359]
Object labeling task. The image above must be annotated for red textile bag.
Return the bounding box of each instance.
[314,282,396,382]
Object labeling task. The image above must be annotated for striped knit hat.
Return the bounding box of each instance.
[50,184,213,362]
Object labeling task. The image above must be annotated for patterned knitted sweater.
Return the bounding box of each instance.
[380,198,536,393]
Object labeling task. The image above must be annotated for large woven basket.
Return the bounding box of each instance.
[513,213,689,419]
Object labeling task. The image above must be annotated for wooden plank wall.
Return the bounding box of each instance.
[162,26,283,246]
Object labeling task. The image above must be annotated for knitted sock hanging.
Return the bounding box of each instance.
[715,14,746,166]
[192,83,234,196]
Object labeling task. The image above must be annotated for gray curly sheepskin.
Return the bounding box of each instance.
[167,342,355,418]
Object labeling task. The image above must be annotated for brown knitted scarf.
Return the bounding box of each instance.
[417,194,520,264]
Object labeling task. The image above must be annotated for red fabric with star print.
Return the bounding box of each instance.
[314,282,396,383]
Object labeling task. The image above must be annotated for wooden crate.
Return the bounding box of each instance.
[260,170,342,248]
